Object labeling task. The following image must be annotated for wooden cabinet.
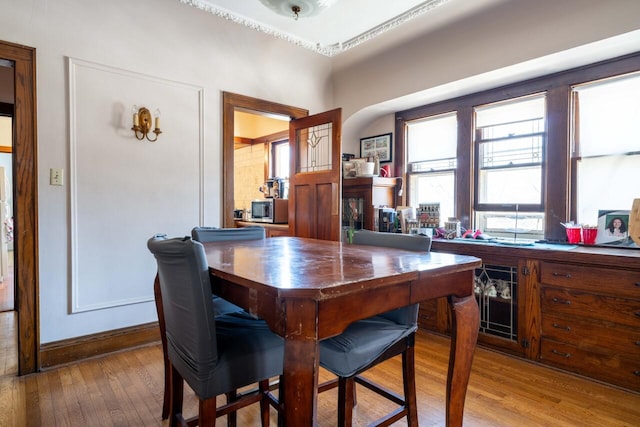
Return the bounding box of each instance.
[539,261,640,391]
[421,244,539,357]
[342,177,401,231]
[428,240,640,392]
[234,221,289,237]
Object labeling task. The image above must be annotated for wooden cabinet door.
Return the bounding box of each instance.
[288,108,342,241]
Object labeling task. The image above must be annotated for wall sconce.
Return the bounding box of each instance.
[131,105,162,142]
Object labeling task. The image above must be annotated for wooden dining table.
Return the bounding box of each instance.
[204,236,481,426]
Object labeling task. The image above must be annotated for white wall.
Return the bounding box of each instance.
[334,0,640,151]
[0,0,333,343]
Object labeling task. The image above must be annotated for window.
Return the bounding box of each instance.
[397,52,640,241]
[271,140,289,198]
[571,72,640,225]
[474,95,546,237]
[406,112,457,226]
[271,140,289,179]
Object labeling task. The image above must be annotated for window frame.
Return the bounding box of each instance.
[473,95,547,215]
[270,138,289,179]
[396,52,640,241]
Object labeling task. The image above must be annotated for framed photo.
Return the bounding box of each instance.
[596,210,636,247]
[360,133,392,163]
[349,157,367,176]
[342,161,356,177]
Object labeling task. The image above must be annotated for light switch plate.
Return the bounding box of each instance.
[50,168,64,186]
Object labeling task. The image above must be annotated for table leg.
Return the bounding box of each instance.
[446,293,479,427]
[281,299,320,426]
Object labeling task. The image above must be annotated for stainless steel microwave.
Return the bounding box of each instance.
[250,199,289,223]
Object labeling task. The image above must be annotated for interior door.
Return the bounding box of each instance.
[288,108,342,241]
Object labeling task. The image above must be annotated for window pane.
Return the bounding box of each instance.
[476,211,544,237]
[476,95,545,128]
[478,167,542,204]
[297,123,332,173]
[576,154,640,225]
[572,72,640,225]
[274,142,289,178]
[408,172,454,227]
[573,72,640,157]
[407,112,457,163]
[479,135,543,168]
[475,95,545,209]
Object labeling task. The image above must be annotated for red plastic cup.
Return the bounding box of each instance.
[582,227,598,245]
[565,227,582,244]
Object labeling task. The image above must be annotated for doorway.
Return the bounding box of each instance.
[222,92,308,228]
[0,40,39,375]
[0,61,16,376]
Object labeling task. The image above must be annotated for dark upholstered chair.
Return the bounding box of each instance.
[319,230,431,426]
[148,235,282,427]
[155,226,267,421]
[191,226,266,316]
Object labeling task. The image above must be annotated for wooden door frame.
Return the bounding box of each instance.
[222,92,308,228]
[0,40,39,375]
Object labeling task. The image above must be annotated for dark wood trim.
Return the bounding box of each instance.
[40,322,161,369]
[222,92,308,228]
[0,40,39,375]
[396,51,640,239]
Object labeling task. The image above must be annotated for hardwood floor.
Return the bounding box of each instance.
[0,330,638,426]
[0,311,17,377]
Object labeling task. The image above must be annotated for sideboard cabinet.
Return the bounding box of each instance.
[342,177,401,231]
[427,240,640,392]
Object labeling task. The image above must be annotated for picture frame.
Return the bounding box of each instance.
[349,157,367,176]
[596,210,637,247]
[360,133,392,163]
[342,161,356,177]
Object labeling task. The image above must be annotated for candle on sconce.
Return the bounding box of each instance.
[154,109,161,130]
[132,105,139,127]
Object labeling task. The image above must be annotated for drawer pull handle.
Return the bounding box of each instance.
[552,272,572,278]
[552,323,571,331]
[635,371,640,377]
[551,349,571,358]
[636,341,640,346]
[552,297,572,305]
[636,282,640,287]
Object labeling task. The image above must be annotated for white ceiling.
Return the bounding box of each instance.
[180,0,451,56]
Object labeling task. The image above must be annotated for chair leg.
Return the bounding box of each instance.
[170,364,185,427]
[153,274,171,420]
[277,375,285,427]
[337,376,355,427]
[199,396,218,427]
[259,379,271,427]
[226,391,238,427]
[403,346,418,427]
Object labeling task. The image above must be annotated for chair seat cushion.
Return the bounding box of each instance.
[320,316,417,377]
[213,296,244,316]
[169,311,284,399]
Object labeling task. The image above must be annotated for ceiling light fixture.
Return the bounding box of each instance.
[258,0,339,20]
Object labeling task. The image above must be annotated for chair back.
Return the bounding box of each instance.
[351,230,431,326]
[147,235,219,391]
[192,226,266,242]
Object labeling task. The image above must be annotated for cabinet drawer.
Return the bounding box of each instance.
[540,262,640,299]
[540,338,640,392]
[541,287,640,328]
[542,312,640,358]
